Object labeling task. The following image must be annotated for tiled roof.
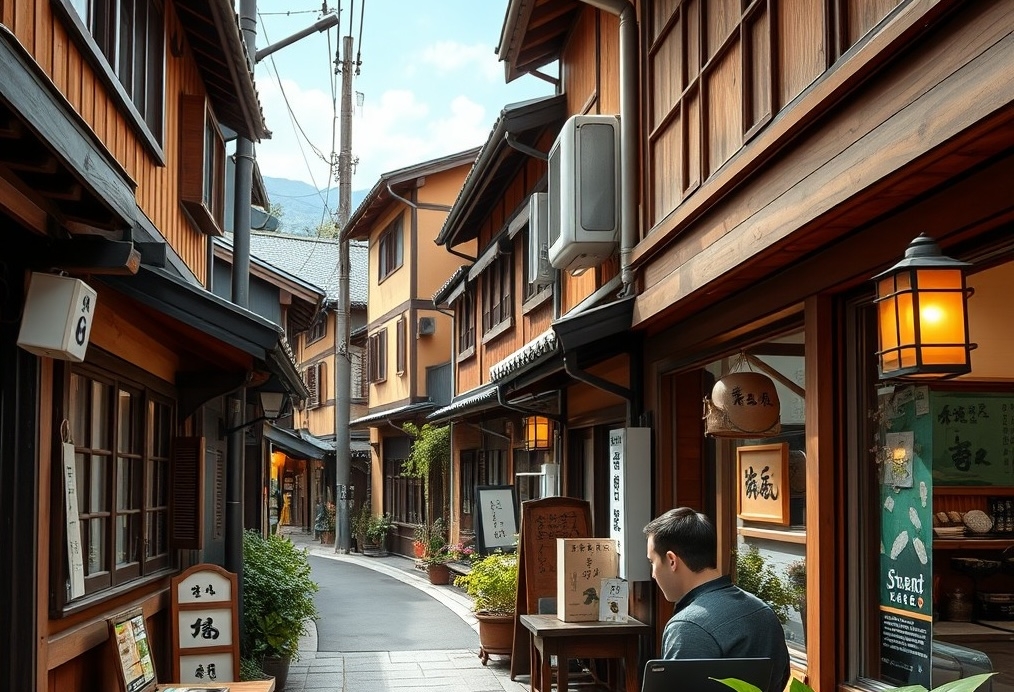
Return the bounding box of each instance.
[489,329,558,382]
[427,383,499,422]
[432,265,470,305]
[233,232,368,307]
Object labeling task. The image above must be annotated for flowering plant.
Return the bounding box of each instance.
[424,540,474,565]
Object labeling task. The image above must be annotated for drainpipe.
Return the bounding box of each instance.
[577,0,638,296]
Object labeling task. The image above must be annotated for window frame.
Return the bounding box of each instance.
[54,0,166,158]
[456,288,476,360]
[179,95,226,235]
[304,361,326,409]
[378,216,404,282]
[481,253,513,340]
[349,345,367,401]
[306,316,327,346]
[368,329,388,383]
[396,317,407,375]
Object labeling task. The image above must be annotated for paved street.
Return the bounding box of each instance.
[279,527,528,691]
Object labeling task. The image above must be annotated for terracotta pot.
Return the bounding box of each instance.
[427,562,450,585]
[475,612,513,665]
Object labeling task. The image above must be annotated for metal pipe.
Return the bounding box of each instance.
[576,0,638,296]
[505,132,548,161]
[386,183,453,212]
[255,13,340,64]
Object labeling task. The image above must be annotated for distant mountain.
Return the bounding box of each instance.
[263,177,369,236]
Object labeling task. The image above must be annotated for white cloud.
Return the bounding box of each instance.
[418,41,500,82]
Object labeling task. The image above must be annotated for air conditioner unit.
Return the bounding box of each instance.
[527,192,554,288]
[548,114,620,274]
[417,316,436,336]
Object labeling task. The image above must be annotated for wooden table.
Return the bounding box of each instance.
[157,682,275,691]
[519,614,651,692]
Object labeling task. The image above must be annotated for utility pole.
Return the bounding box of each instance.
[334,33,354,553]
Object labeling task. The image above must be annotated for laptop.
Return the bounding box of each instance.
[641,657,773,692]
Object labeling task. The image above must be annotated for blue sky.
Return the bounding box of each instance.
[253,1,554,191]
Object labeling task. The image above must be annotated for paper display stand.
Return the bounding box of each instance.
[475,485,519,555]
[509,496,592,680]
[171,564,240,685]
[109,607,159,692]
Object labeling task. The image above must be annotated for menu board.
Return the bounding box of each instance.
[109,608,157,692]
[930,391,1014,486]
[475,485,519,555]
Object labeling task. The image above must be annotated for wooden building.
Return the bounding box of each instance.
[0,1,307,689]
[491,0,1014,690]
[341,150,479,557]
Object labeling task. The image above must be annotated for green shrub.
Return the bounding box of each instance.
[242,530,319,660]
[365,513,393,544]
[715,672,995,692]
[454,551,518,616]
[733,545,797,624]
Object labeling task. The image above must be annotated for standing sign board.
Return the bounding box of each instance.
[171,564,240,685]
[608,427,651,581]
[475,485,519,555]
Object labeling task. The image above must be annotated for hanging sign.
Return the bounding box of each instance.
[704,370,781,438]
[171,564,240,685]
[736,443,790,525]
[61,422,85,599]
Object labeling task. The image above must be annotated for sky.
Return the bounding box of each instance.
[252,0,555,195]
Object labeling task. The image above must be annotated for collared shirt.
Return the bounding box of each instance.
[662,575,790,692]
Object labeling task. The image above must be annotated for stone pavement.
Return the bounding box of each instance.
[278,526,529,692]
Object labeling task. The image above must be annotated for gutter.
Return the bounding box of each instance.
[577,0,638,296]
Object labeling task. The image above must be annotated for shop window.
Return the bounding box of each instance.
[705,333,808,652]
[513,448,548,504]
[57,363,174,606]
[383,456,421,524]
[461,451,476,515]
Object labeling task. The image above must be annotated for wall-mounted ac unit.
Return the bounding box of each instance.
[527,192,554,288]
[548,114,620,274]
[418,316,436,336]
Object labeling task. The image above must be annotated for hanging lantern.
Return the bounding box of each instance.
[704,371,781,439]
[524,416,552,451]
[873,234,973,380]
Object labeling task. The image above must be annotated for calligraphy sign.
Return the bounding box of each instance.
[170,564,239,684]
[737,443,790,525]
[929,391,1014,486]
[475,485,519,555]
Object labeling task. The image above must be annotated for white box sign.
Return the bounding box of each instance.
[608,427,652,582]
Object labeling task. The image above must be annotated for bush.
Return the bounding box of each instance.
[454,551,518,616]
[365,513,393,544]
[242,530,319,660]
[733,545,797,624]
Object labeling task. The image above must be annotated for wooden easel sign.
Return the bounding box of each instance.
[171,564,240,685]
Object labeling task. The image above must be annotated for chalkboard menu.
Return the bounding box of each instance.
[930,391,1014,486]
[475,485,519,555]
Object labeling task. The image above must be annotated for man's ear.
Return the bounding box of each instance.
[666,550,680,572]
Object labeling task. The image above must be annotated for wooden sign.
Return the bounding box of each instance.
[509,496,592,679]
[171,564,240,684]
[108,607,157,692]
[736,443,789,525]
[475,485,519,555]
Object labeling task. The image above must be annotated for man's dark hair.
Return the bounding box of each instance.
[643,507,717,572]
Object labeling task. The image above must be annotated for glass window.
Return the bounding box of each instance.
[378,217,404,281]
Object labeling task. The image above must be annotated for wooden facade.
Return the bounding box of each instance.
[498,0,1014,690]
[0,1,305,690]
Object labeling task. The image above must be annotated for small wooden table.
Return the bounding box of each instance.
[157,682,275,691]
[520,614,651,692]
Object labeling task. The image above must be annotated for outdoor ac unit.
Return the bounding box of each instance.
[527,192,554,288]
[418,316,436,336]
[548,114,620,274]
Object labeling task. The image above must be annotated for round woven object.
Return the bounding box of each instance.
[704,371,781,438]
[963,509,993,534]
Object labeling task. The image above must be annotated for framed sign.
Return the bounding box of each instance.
[475,485,518,555]
[108,607,157,692]
[171,564,239,685]
[736,443,790,525]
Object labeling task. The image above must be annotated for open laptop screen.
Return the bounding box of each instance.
[641,657,773,692]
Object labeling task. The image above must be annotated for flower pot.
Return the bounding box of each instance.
[320,531,335,545]
[427,562,450,585]
[475,612,513,665]
[260,655,291,690]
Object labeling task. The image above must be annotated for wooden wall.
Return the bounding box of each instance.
[1,0,216,280]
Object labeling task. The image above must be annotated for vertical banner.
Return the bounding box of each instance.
[608,428,651,581]
[878,387,933,688]
[61,435,85,599]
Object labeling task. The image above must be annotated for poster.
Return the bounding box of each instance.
[878,388,932,688]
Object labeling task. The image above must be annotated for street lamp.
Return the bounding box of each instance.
[524,416,552,451]
[873,234,974,380]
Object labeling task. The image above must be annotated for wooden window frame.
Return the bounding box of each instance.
[378,217,404,282]
[396,317,407,376]
[304,361,325,409]
[481,253,513,339]
[350,345,367,402]
[180,95,226,236]
[368,329,388,383]
[383,456,422,524]
[305,316,327,345]
[456,289,476,360]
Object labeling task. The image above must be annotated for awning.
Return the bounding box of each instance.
[433,264,470,307]
[265,424,330,461]
[467,237,511,282]
[101,265,308,402]
[490,328,559,382]
[427,383,500,423]
[552,295,635,352]
[349,402,436,428]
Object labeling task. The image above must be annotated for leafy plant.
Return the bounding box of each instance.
[314,501,336,534]
[239,656,270,682]
[714,672,995,692]
[414,517,447,558]
[401,423,450,478]
[733,545,798,624]
[350,501,372,545]
[454,550,518,616]
[242,530,320,661]
[365,512,393,544]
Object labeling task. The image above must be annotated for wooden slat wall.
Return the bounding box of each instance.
[5,1,214,281]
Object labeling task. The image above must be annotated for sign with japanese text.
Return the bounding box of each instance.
[607,427,651,581]
[930,391,1014,486]
[171,564,239,684]
[556,538,618,622]
[598,577,629,622]
[61,439,85,599]
[475,485,518,555]
[736,443,790,525]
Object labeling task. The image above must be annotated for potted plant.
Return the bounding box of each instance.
[454,550,518,665]
[314,501,336,545]
[422,535,473,585]
[363,512,393,556]
[715,673,994,692]
[414,516,446,560]
[242,529,320,690]
[350,501,371,552]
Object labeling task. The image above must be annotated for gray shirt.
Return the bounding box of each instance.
[662,576,790,692]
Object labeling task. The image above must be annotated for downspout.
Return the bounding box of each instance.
[577,0,638,297]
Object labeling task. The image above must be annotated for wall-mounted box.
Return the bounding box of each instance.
[17,273,96,362]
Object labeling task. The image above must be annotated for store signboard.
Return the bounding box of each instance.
[878,386,933,688]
